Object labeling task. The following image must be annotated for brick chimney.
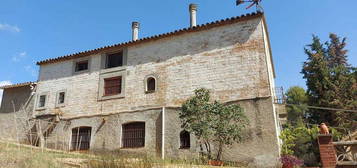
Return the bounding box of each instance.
[189,4,197,27]
[132,22,140,41]
[318,134,337,168]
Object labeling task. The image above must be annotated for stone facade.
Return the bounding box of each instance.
[0,13,280,167]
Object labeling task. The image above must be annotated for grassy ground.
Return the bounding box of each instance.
[0,141,246,168]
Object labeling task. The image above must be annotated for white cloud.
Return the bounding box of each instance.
[0,80,12,106]
[12,52,27,62]
[0,23,20,32]
[24,65,37,77]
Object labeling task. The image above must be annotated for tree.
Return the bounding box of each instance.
[326,33,348,67]
[285,86,308,126]
[301,34,357,129]
[180,88,249,161]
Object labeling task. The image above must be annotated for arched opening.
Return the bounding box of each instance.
[122,122,145,148]
[71,126,92,151]
[146,77,156,92]
[180,130,190,149]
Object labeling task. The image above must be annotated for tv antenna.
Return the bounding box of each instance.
[236,0,263,12]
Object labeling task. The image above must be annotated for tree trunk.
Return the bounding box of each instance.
[216,142,223,161]
[204,140,212,160]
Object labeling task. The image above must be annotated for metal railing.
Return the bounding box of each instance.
[274,87,286,104]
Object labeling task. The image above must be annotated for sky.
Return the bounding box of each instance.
[0,0,356,93]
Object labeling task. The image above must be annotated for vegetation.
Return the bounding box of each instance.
[279,124,342,166]
[180,88,249,161]
[0,141,247,168]
[301,33,357,129]
[285,86,308,126]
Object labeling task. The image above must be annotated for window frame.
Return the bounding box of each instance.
[75,60,89,72]
[105,51,124,69]
[71,126,92,151]
[121,122,145,148]
[100,49,127,71]
[98,70,126,101]
[72,57,91,75]
[36,92,49,110]
[144,75,158,94]
[55,90,67,107]
[103,76,122,96]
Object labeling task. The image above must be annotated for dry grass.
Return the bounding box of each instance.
[0,142,87,168]
[0,142,246,168]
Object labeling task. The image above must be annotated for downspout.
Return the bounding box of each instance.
[161,106,165,159]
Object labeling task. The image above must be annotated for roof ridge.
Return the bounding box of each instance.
[37,12,263,65]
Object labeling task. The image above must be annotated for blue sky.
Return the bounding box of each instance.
[0,0,356,91]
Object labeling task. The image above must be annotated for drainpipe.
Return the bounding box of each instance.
[162,107,165,159]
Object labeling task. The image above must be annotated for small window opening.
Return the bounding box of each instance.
[58,92,65,104]
[71,127,92,151]
[106,52,123,68]
[39,95,46,107]
[180,130,190,149]
[104,76,122,96]
[122,122,145,148]
[146,77,156,93]
[75,60,89,72]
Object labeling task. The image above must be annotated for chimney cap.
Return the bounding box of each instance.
[132,22,140,29]
[189,4,198,11]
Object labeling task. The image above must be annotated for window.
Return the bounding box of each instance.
[58,92,65,104]
[71,127,92,151]
[75,60,89,72]
[146,77,156,93]
[104,76,122,96]
[38,95,46,108]
[180,130,190,149]
[98,71,125,100]
[122,122,145,148]
[106,52,123,68]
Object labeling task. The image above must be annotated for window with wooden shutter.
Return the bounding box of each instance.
[122,122,145,148]
[104,76,122,96]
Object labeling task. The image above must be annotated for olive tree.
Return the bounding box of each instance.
[180,88,249,161]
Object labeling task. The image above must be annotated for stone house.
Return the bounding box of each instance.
[0,6,281,167]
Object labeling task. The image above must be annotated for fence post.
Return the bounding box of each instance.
[318,134,337,168]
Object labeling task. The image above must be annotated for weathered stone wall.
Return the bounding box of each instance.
[44,109,162,156]
[35,17,272,118]
[0,86,35,142]
[43,97,279,167]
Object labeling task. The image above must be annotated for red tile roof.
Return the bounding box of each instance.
[36,12,264,65]
[0,82,35,89]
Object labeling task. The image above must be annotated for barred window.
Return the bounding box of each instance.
[104,76,122,96]
[122,122,145,148]
[71,127,91,151]
[180,130,190,149]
